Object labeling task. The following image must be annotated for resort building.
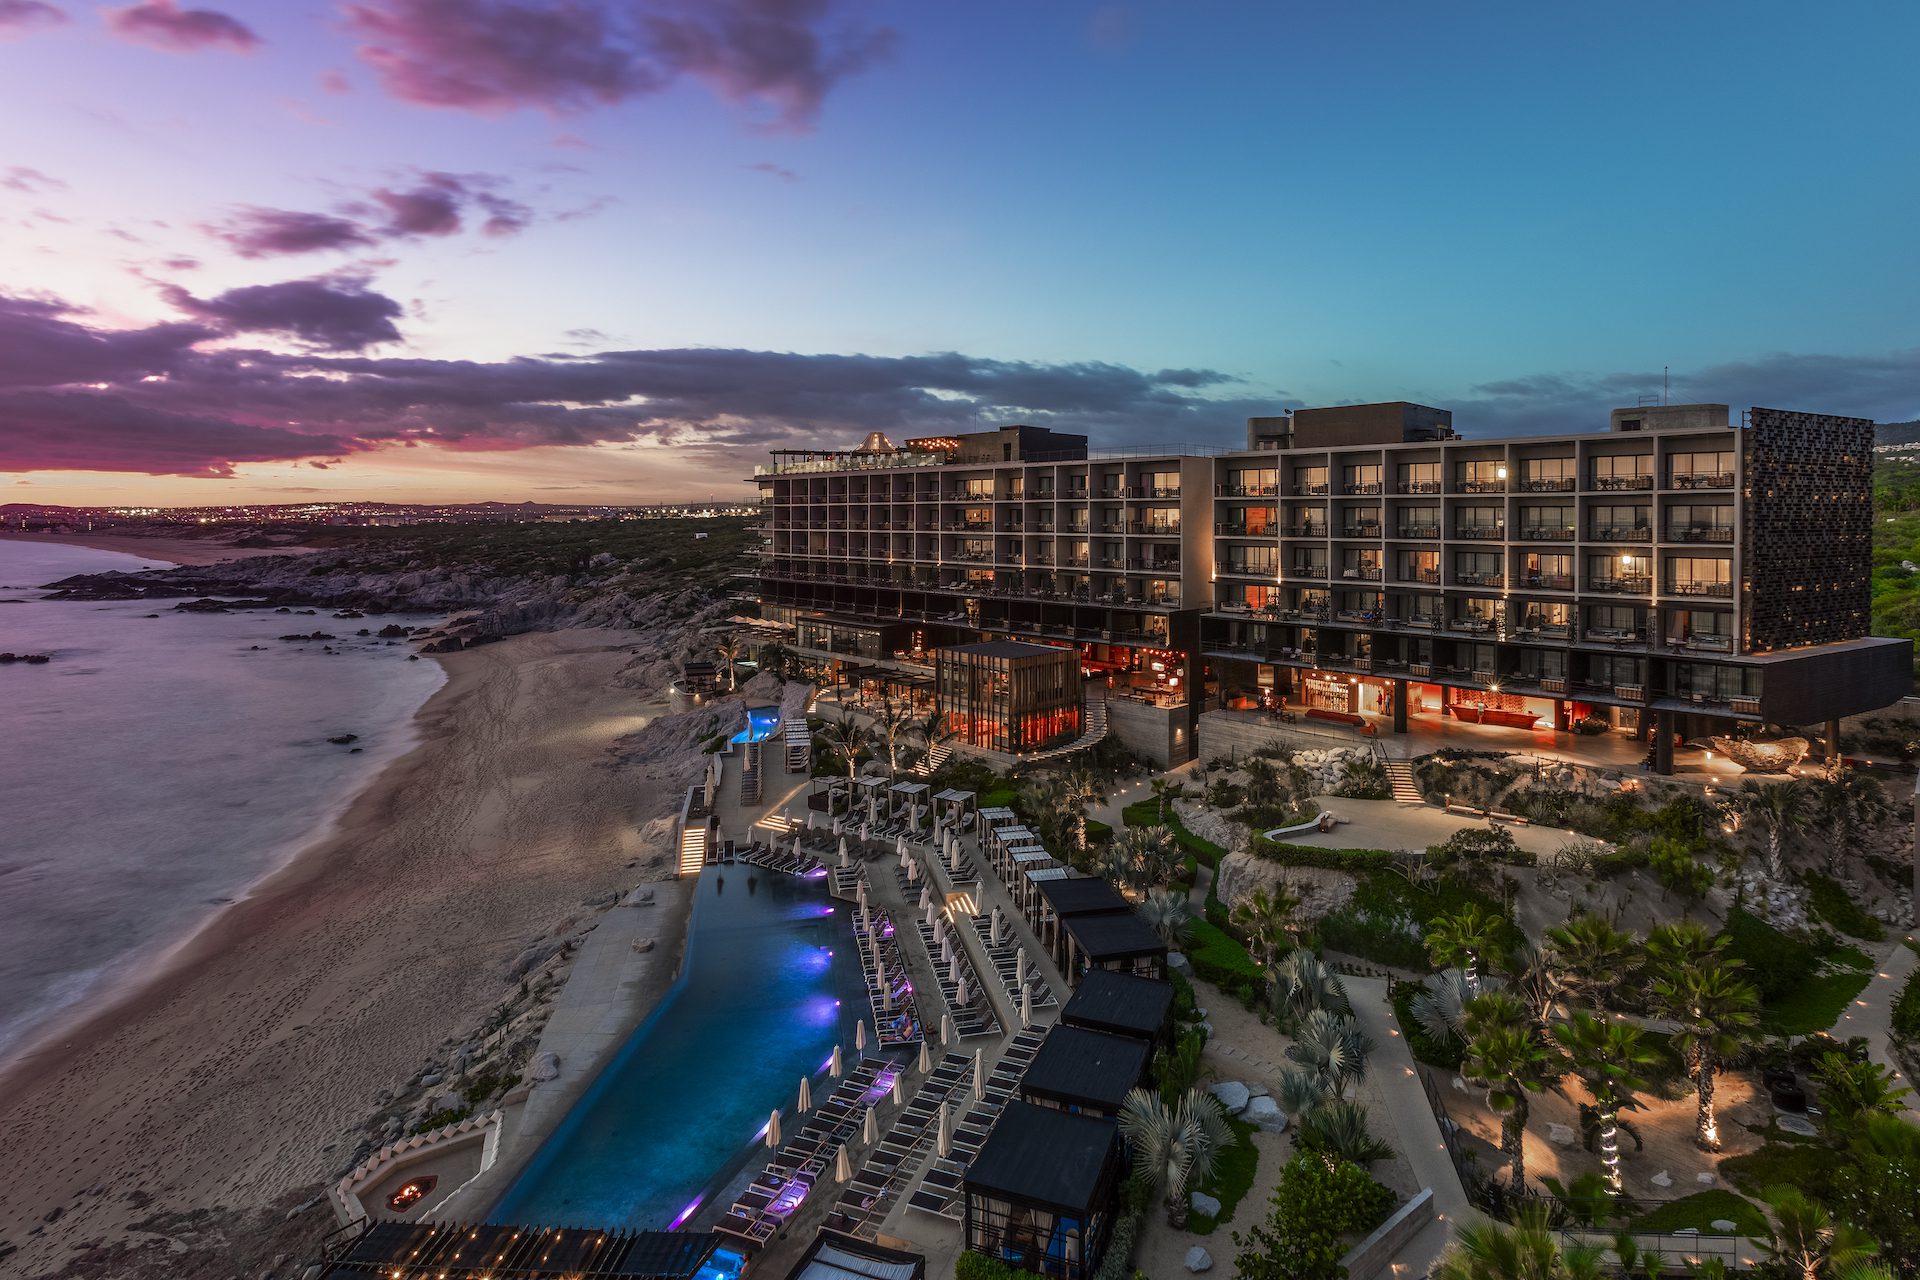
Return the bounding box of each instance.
[753,404,1911,772]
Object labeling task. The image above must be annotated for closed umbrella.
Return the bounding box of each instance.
[1020,981,1033,1029]
[941,1012,955,1046]
[833,816,844,837]
[798,1076,812,1112]
[830,1045,844,1078]
[949,841,962,874]
[941,935,954,967]
[838,835,849,863]
[1015,944,1027,984]
[973,1048,985,1101]
[989,911,1002,948]
[859,901,870,938]
[856,1019,869,1051]
[936,1102,952,1158]
[765,1109,781,1149]
[919,884,932,910]
[933,916,947,946]
[835,1144,852,1183]
[925,903,937,927]
[948,953,961,986]
[891,1074,903,1106]
[895,835,908,860]
[908,856,919,884]
[876,958,888,1009]
[808,811,820,831]
[955,974,969,1008]
[918,1040,932,1073]
[862,1106,879,1145]
[868,794,879,824]
[860,821,871,845]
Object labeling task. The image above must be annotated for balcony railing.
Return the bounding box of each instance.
[1585,626,1647,644]
[1126,522,1182,535]
[1343,481,1384,495]
[1523,573,1575,590]
[1667,580,1733,598]
[1217,483,1280,497]
[1613,684,1646,702]
[1519,526,1577,541]
[1454,526,1506,540]
[1404,567,1442,584]
[1455,571,1504,587]
[1520,477,1576,492]
[1591,474,1655,491]
[1541,676,1569,693]
[1588,576,1652,593]
[1396,524,1441,539]
[1293,482,1331,496]
[1285,524,1329,538]
[1668,525,1734,543]
[1732,695,1762,715]
[1457,479,1507,494]
[1448,617,1496,634]
[1215,524,1276,538]
[1339,523,1383,538]
[1397,480,1443,494]
[1671,633,1734,652]
[1127,485,1182,498]
[1590,526,1652,542]
[1288,564,1330,579]
[1215,560,1276,577]
[1340,566,1383,581]
[1671,472,1736,489]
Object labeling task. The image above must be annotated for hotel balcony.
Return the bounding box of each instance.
[1287,564,1330,580]
[1518,526,1577,541]
[1522,573,1574,590]
[1293,482,1331,496]
[1584,626,1649,645]
[1592,475,1656,491]
[1342,481,1384,495]
[1402,568,1442,584]
[1520,477,1577,493]
[1667,525,1734,543]
[1456,479,1507,494]
[1215,522,1278,537]
[1454,526,1506,541]
[1670,633,1735,653]
[1590,526,1653,542]
[1455,571,1504,588]
[1339,566,1383,581]
[1395,524,1441,539]
[1670,472,1737,489]
[1285,524,1329,538]
[1588,576,1653,594]
[1215,560,1276,577]
[1217,483,1280,497]
[1667,580,1734,598]
[1338,523,1383,538]
[1396,480,1443,494]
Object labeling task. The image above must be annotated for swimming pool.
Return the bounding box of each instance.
[729,705,782,745]
[489,869,866,1229]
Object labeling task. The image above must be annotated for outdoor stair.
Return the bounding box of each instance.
[1022,687,1108,764]
[1385,758,1423,804]
[915,741,955,778]
[678,823,709,876]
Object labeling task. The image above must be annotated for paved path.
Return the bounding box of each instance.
[1343,974,1479,1276]
[1832,933,1920,1120]
[1284,796,1583,859]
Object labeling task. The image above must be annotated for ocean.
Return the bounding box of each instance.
[0,540,447,1065]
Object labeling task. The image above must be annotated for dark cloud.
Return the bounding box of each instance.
[0,0,67,36]
[371,176,464,236]
[0,165,65,193]
[340,0,892,128]
[0,293,214,389]
[158,277,406,351]
[206,207,378,258]
[748,161,799,182]
[105,0,260,52]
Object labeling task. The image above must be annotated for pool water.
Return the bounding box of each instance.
[489,869,866,1229]
[729,705,782,745]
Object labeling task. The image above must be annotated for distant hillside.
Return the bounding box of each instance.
[1876,420,1920,447]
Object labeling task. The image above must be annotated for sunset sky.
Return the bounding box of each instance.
[3,1,1917,507]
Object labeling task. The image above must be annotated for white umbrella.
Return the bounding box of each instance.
[793,834,805,862]
[948,953,961,986]
[941,935,954,967]
[973,1048,985,1101]
[862,1106,879,1145]
[831,1045,844,1078]
[925,903,937,927]
[808,811,820,831]
[876,958,888,1009]
[859,902,870,938]
[798,1076,812,1112]
[765,1109,781,1149]
[856,1019,869,1051]
[835,1144,852,1183]
[918,1040,932,1073]
[949,841,963,874]
[955,974,970,1008]
[895,835,908,860]
[919,884,932,910]
[908,856,919,884]
[933,916,947,946]
[1020,981,1033,1029]
[1015,944,1027,983]
[941,1012,955,1045]
[860,821,871,845]
[989,911,1002,948]
[833,816,844,837]
[891,1074,903,1106]
[868,794,880,823]
[936,1102,953,1158]
[838,835,849,863]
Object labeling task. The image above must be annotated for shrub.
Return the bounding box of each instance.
[1231,1153,1395,1280]
[1721,1140,1848,1204]
[1392,980,1465,1069]
[1249,839,1397,871]
[1628,1190,1769,1237]
[1648,837,1715,899]
[1085,818,1113,845]
[1188,1116,1261,1234]
[1803,870,1887,941]
[1425,826,1525,869]
[1318,870,1520,972]
[1574,716,1610,734]
[1893,963,1920,1041]
[957,1254,1031,1280]
[1330,757,1391,800]
[1124,799,1226,868]
[1186,918,1267,995]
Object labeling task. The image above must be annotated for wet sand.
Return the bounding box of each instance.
[0,530,313,567]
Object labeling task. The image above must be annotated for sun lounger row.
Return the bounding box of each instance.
[850,895,924,1048]
[905,1028,1048,1220]
[820,1050,975,1241]
[914,918,1001,1040]
[965,913,1058,1013]
[714,1058,889,1251]
[719,840,824,877]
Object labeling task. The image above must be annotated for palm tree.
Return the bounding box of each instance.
[819,711,868,787]
[1286,1007,1375,1101]
[1431,1210,1604,1280]
[1117,1085,1235,1228]
[1140,888,1195,949]
[1298,1100,1394,1165]
[1271,951,1350,1031]
[1553,1009,1658,1193]
[1055,764,1108,857]
[1811,768,1885,873]
[1230,881,1302,970]
[1113,825,1180,891]
[1411,971,1473,1052]
[1738,779,1809,882]
[1426,903,1505,995]
[870,695,914,773]
[1463,1022,1555,1194]
[910,707,955,772]
[1643,920,1726,972]
[1242,756,1283,810]
[1811,1052,1914,1126]
[1540,1172,1613,1231]
[714,633,742,690]
[1150,775,1187,822]
[1764,1187,1879,1280]
[1503,938,1564,1029]
[1545,913,1637,1011]
[1652,960,1758,1150]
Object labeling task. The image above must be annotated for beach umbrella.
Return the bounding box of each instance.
[948,841,962,874]
[955,974,969,1008]
[765,1109,781,1149]
[891,1074,903,1106]
[948,952,962,986]
[835,1145,852,1184]
[919,884,932,910]
[833,816,844,837]
[838,835,849,864]
[941,1012,955,1046]
[808,810,820,831]
[1015,944,1027,983]
[856,1019,869,1051]
[862,1106,879,1145]
[831,1045,844,1078]
[925,903,938,928]
[941,935,954,967]
[856,880,868,912]
[876,959,888,1009]
[918,1040,932,1073]
[1020,981,1033,1029]
[839,843,850,870]
[974,1048,986,1101]
[798,1076,812,1112]
[936,1102,953,1158]
[895,835,908,860]
[989,911,1002,948]
[860,821,871,846]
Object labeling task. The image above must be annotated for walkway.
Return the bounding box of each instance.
[1343,974,1479,1275]
[1831,933,1920,1121]
[1283,796,1584,859]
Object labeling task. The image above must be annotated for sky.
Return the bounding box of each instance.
[1,0,1917,507]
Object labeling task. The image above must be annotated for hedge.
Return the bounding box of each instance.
[1186,917,1266,994]
[1803,870,1887,941]
[1893,956,1920,1041]
[956,1254,1030,1280]
[1123,799,1226,868]
[1249,838,1399,871]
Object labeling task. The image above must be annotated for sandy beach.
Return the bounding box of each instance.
[0,628,694,1279]
[0,530,313,567]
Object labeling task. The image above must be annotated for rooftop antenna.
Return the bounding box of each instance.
[1663,365,1670,406]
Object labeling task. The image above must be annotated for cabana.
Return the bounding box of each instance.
[931,788,976,820]
[1032,877,1131,968]
[963,1101,1121,1280]
[980,806,1018,826]
[1059,971,1175,1047]
[889,779,930,821]
[1020,867,1072,917]
[781,1230,926,1280]
[1061,913,1167,985]
[1018,1025,1151,1119]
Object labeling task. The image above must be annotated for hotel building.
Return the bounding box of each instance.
[753,404,1910,770]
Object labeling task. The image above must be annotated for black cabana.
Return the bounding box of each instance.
[1060,970,1175,1046]
[1018,1025,1151,1118]
[963,1102,1121,1280]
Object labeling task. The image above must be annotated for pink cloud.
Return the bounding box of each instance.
[0,0,67,37]
[106,0,260,53]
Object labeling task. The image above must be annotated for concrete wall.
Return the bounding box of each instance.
[1107,696,1193,768]
[1340,1187,1434,1280]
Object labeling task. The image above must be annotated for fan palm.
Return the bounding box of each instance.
[1230,881,1303,970]
[1286,1007,1375,1101]
[1298,1100,1394,1165]
[1150,775,1187,822]
[1410,971,1473,1051]
[1764,1187,1879,1280]
[1140,888,1196,949]
[1540,1172,1613,1231]
[1426,903,1505,995]
[1503,937,1564,1029]
[1271,950,1350,1030]
[1462,989,1530,1040]
[1553,1009,1657,1192]
[1055,764,1108,856]
[1738,779,1808,883]
[1643,920,1726,972]
[910,707,955,771]
[1545,913,1636,1011]
[1811,768,1885,872]
[1463,1022,1555,1194]
[819,711,868,787]
[1652,960,1758,1150]
[1114,824,1180,890]
[1277,1068,1327,1116]
[1431,1209,1604,1280]
[1811,1052,1913,1126]
[1117,1085,1236,1228]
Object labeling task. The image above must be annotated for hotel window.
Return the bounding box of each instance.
[1455,506,1504,537]
[1096,471,1125,497]
[1456,459,1508,492]
[1397,461,1442,493]
[1454,550,1502,585]
[1666,556,1732,597]
[1589,505,1650,541]
[1673,663,1754,702]
[1669,450,1735,488]
[1140,469,1180,498]
[1397,505,1441,538]
[1590,652,1646,684]
[1519,505,1575,539]
[1342,462,1383,494]
[1221,505,1276,536]
[1292,465,1329,495]
[1139,506,1181,534]
[1520,552,1573,589]
[1223,545,1278,576]
[1226,466,1278,496]
[1341,505,1382,536]
[1591,453,1654,490]
[1289,505,1329,536]
[1666,503,1734,542]
[1587,606,1646,641]
[1668,607,1734,651]
[1516,599,1573,631]
[1399,550,1440,583]
[1340,549,1382,580]
[1522,456,1576,491]
[1588,552,1650,591]
[960,478,991,498]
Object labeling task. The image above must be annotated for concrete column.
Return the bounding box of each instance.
[1553,698,1570,732]
[1392,678,1408,734]
[1653,710,1674,775]
[1826,717,1843,766]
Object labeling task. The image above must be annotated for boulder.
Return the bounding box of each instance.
[1777,1113,1819,1137]
[1696,1172,1717,1185]
[631,938,655,953]
[527,1052,561,1083]
[1208,1081,1251,1115]
[1184,1247,1213,1273]
[1190,1191,1221,1220]
[1167,952,1190,972]
[1244,1096,1289,1132]
[1547,1123,1576,1146]
[1649,1170,1673,1189]
[1710,1219,1739,1233]
[1248,1083,1270,1098]
[622,887,656,907]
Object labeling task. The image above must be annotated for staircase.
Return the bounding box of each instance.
[915,740,955,778]
[1385,758,1423,804]
[678,822,709,876]
[1024,687,1110,764]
